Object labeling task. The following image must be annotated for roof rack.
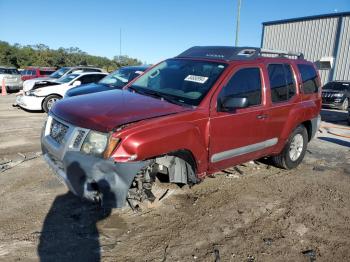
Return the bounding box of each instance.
[176,46,304,61]
[260,48,304,59]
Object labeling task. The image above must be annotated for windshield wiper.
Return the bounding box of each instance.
[129,86,191,107]
[128,85,146,95]
[143,90,190,107]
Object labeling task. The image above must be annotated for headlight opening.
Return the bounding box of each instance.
[80,131,120,158]
[81,131,108,156]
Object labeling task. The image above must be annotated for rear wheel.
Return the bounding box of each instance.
[43,95,61,113]
[272,125,308,169]
[341,98,349,111]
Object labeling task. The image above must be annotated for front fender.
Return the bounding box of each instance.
[112,122,208,173]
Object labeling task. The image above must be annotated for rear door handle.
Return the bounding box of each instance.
[256,114,268,119]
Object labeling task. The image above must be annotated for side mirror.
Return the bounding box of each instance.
[219,97,248,112]
[72,80,81,87]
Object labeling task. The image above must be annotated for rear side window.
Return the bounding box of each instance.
[219,68,262,107]
[5,69,19,75]
[297,64,319,94]
[268,64,296,103]
[40,70,55,75]
[78,74,105,84]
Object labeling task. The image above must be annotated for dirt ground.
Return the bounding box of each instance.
[0,94,349,262]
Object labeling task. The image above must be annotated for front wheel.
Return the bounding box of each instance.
[43,95,61,113]
[341,98,349,111]
[272,125,308,169]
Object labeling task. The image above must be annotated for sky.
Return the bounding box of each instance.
[0,0,349,64]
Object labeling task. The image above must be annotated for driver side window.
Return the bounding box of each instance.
[218,67,262,108]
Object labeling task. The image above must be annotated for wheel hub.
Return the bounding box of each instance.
[289,134,304,161]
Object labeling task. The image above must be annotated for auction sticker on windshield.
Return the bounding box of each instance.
[184,75,208,84]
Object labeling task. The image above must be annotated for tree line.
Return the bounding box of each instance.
[0,41,143,72]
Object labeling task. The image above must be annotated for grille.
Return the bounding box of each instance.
[50,119,69,144]
[73,130,86,148]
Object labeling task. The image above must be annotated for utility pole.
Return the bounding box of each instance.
[235,0,242,46]
[119,28,122,60]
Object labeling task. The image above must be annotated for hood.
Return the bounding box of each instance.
[65,83,112,97]
[51,89,190,132]
[23,77,55,91]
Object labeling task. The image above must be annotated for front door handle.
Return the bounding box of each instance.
[256,114,268,119]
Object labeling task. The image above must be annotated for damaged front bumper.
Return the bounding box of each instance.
[16,95,44,111]
[41,115,150,208]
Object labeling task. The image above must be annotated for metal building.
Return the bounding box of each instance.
[261,12,350,84]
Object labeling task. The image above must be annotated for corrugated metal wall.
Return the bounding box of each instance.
[262,15,349,84]
[334,16,350,80]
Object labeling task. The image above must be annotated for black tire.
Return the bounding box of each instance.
[42,95,61,113]
[341,98,349,111]
[272,125,308,169]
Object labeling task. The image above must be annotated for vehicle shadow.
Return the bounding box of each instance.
[321,109,348,126]
[38,162,117,262]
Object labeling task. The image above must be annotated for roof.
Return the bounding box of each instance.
[25,66,56,70]
[120,65,149,70]
[0,66,17,69]
[68,72,107,76]
[263,11,350,26]
[176,46,304,61]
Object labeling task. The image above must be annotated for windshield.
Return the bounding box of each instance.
[324,82,350,91]
[57,73,79,83]
[50,67,70,79]
[129,59,227,106]
[99,68,140,88]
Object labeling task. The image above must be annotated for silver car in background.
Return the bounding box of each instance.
[0,66,23,92]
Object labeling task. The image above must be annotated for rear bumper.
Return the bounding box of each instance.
[16,95,44,111]
[310,114,321,140]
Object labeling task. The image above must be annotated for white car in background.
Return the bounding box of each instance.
[22,66,105,92]
[16,72,107,112]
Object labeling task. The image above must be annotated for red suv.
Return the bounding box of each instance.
[41,46,321,208]
[21,67,56,81]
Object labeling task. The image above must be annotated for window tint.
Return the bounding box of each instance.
[90,74,105,82]
[268,64,296,103]
[219,68,262,107]
[297,64,318,94]
[78,74,105,84]
[40,70,55,76]
[323,82,350,91]
[4,69,19,75]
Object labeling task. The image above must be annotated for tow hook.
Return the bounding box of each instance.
[85,181,103,207]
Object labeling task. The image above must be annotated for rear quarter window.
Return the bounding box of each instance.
[40,70,55,75]
[297,64,319,94]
